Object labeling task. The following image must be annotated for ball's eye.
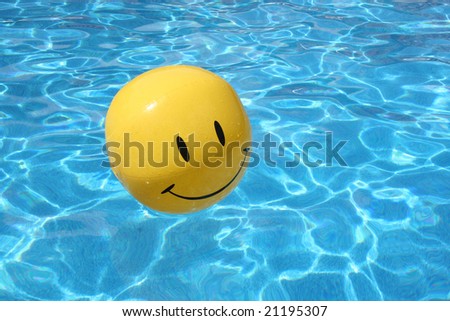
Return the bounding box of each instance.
[176,135,190,162]
[214,121,225,146]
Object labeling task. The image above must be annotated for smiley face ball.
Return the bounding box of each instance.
[105,65,251,214]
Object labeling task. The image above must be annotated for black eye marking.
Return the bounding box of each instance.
[176,135,190,162]
[214,121,225,146]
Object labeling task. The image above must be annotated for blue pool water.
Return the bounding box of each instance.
[1,1,449,300]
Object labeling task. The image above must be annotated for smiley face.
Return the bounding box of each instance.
[105,65,251,214]
[162,121,250,200]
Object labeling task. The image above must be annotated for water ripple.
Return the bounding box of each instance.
[0,0,449,300]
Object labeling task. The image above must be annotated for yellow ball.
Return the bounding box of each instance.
[105,65,251,214]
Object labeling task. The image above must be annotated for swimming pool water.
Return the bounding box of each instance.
[0,0,449,300]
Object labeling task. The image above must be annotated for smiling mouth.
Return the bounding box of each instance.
[161,148,249,200]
